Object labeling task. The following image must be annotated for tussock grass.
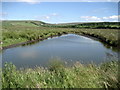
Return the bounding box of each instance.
[2,60,119,88]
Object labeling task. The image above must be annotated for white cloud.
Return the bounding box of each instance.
[102,15,120,21]
[51,13,58,16]
[45,16,50,19]
[80,16,102,22]
[80,15,119,22]
[20,0,40,4]
[2,0,41,4]
[34,13,59,21]
[35,15,50,20]
[2,0,119,2]
[103,15,118,20]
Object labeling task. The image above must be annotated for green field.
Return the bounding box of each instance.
[2,21,119,47]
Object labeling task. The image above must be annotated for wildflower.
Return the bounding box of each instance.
[0,41,3,44]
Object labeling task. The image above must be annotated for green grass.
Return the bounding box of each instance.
[2,21,119,47]
[2,60,119,88]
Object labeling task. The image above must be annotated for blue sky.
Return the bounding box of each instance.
[2,2,118,23]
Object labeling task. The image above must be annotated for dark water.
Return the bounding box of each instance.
[1,34,118,68]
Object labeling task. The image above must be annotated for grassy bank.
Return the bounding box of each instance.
[2,60,119,88]
[2,21,119,48]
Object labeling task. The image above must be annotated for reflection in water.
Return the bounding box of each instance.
[22,34,119,52]
[105,52,118,61]
[1,34,119,68]
[101,42,119,52]
[19,49,39,60]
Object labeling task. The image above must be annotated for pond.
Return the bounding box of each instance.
[1,34,118,68]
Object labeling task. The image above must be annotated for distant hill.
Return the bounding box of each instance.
[2,20,120,29]
[2,20,47,27]
[46,22,120,29]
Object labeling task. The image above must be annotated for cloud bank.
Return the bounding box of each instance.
[80,15,119,22]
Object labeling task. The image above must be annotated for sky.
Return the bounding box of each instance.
[1,1,119,23]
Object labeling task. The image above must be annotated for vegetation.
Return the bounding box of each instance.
[2,21,119,47]
[1,21,119,88]
[44,22,120,29]
[2,60,119,88]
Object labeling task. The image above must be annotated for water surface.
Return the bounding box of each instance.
[1,34,118,68]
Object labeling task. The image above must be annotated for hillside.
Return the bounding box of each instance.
[2,20,120,29]
[45,22,120,29]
